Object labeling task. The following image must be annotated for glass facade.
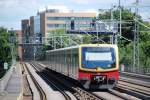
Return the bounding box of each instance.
[34,15,40,34]
[47,17,93,21]
[47,17,71,20]
[46,16,94,30]
[47,24,66,28]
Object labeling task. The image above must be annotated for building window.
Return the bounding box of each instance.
[74,17,93,20]
[47,24,65,28]
[47,24,55,28]
[46,17,94,21]
[47,17,71,20]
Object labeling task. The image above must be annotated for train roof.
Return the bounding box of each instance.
[46,44,118,53]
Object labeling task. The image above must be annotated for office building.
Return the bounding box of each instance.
[29,9,96,38]
[21,7,96,60]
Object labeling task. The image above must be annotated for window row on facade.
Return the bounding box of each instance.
[47,17,93,21]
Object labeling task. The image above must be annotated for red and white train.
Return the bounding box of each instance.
[46,44,119,89]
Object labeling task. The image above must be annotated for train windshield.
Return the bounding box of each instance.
[85,52,112,61]
[82,47,116,69]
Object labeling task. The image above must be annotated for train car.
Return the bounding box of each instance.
[46,44,119,89]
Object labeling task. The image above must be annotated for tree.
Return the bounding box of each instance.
[98,8,150,73]
[47,28,86,49]
[99,8,136,43]
[0,27,12,77]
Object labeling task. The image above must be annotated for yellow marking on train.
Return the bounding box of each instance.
[79,67,118,72]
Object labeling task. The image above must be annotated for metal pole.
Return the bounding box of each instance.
[111,5,115,44]
[10,29,15,64]
[119,0,122,37]
[54,37,56,49]
[133,0,139,72]
[60,36,62,48]
[34,46,35,61]
[11,44,13,64]
[96,21,99,41]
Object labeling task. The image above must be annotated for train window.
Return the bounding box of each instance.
[72,48,78,78]
[62,50,64,73]
[64,50,67,74]
[72,53,76,77]
[82,47,116,69]
[67,50,71,76]
[59,51,62,72]
[59,51,61,72]
[85,52,112,61]
[51,53,53,68]
[56,51,58,68]
[70,50,73,76]
[55,52,57,70]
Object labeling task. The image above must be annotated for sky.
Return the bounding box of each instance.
[0,0,149,30]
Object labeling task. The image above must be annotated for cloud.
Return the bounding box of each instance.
[0,0,150,29]
[140,10,150,20]
[47,4,71,13]
[70,0,117,6]
[0,0,42,29]
[83,9,98,13]
[70,0,94,4]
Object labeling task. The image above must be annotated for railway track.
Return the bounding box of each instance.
[120,72,150,82]
[93,90,124,100]
[41,62,143,100]
[30,62,106,100]
[92,87,140,100]
[23,63,47,100]
[37,62,143,100]
[21,63,33,100]
[30,63,72,100]
[30,62,148,100]
[117,72,150,100]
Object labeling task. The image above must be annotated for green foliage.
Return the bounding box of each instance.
[82,35,92,44]
[119,43,133,66]
[99,8,135,42]
[48,28,66,36]
[48,28,66,49]
[10,30,18,61]
[47,28,92,49]
[0,27,11,70]
[140,32,150,68]
[99,8,150,72]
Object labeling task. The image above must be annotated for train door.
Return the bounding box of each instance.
[59,51,62,73]
[52,52,54,70]
[56,51,59,72]
[55,51,57,71]
[62,50,65,74]
[49,52,51,68]
[75,49,79,79]
[67,50,71,76]
[64,50,67,75]
[58,51,61,72]
[59,51,63,73]
[70,49,73,78]
[72,49,76,79]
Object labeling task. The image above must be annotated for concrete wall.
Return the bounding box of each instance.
[0,66,14,92]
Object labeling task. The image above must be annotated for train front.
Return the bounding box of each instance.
[79,44,119,89]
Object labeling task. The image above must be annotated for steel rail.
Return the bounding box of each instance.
[30,63,72,100]
[24,63,47,100]
[33,62,106,100]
